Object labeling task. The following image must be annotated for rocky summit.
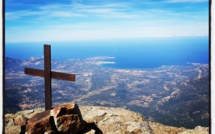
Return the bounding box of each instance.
[5,102,209,134]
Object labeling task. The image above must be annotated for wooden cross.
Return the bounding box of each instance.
[24,44,75,110]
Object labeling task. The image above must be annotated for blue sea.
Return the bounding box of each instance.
[5,37,209,69]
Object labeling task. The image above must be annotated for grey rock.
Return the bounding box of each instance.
[5,126,22,134]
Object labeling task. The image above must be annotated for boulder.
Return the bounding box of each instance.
[26,110,53,134]
[5,115,28,134]
[5,126,22,134]
[26,102,100,134]
[80,106,153,134]
[50,103,86,133]
[14,115,28,126]
[6,114,28,127]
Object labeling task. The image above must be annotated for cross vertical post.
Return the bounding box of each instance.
[24,44,76,110]
[44,45,52,110]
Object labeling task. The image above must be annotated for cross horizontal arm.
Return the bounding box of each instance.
[52,71,75,81]
[25,68,44,77]
[25,68,75,81]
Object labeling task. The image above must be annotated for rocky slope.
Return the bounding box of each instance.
[5,102,209,134]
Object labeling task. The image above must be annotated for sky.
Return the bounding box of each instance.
[5,0,209,43]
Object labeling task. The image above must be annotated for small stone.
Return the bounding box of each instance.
[14,115,28,126]
[23,110,34,115]
[84,129,96,134]
[7,119,14,127]
[44,130,57,134]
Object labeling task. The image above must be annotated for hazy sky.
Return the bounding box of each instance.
[5,0,209,43]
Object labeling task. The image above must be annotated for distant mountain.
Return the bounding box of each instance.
[5,57,23,72]
[4,56,210,129]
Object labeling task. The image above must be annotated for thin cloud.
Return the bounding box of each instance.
[6,4,85,20]
[6,2,135,20]
[6,24,208,43]
[6,10,48,20]
[5,0,208,42]
[8,1,205,21]
[72,2,137,18]
[50,11,84,17]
